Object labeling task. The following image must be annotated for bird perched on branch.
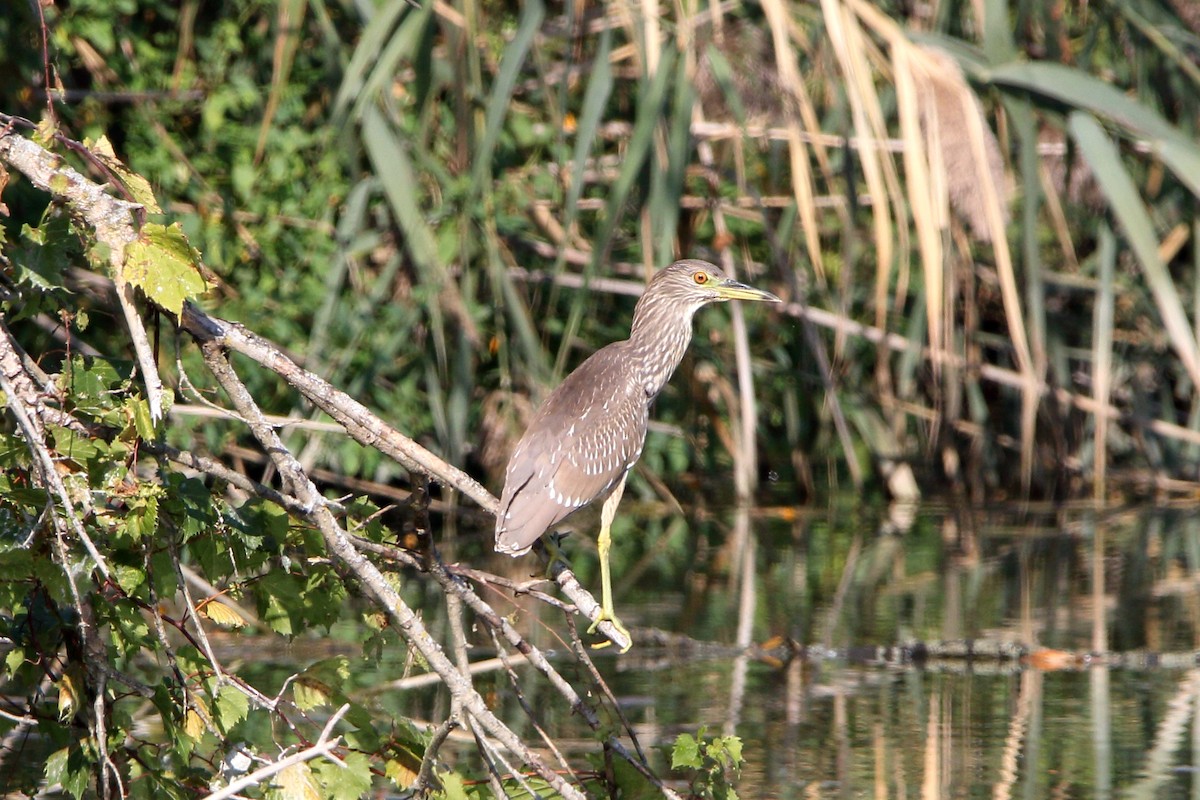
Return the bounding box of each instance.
[495,259,780,651]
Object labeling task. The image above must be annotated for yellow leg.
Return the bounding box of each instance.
[587,475,632,652]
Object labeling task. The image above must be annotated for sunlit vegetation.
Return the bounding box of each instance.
[2,0,1200,796]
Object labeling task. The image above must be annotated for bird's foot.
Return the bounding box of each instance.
[587,610,632,653]
[536,534,573,577]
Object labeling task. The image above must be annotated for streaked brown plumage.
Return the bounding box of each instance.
[495,259,780,650]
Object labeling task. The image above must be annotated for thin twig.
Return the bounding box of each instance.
[143,440,323,516]
[201,704,351,800]
[489,628,580,783]
[564,615,649,766]
[180,303,497,513]
[412,716,460,793]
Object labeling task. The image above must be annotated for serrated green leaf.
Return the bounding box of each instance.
[258,570,299,636]
[44,747,89,799]
[130,397,158,440]
[215,684,250,732]
[314,751,372,800]
[671,733,702,770]
[122,222,209,315]
[59,355,133,416]
[437,771,471,800]
[123,491,159,542]
[109,601,153,657]
[112,563,146,594]
[5,647,27,677]
[719,736,743,766]
[49,425,105,464]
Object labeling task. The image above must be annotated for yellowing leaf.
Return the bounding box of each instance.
[385,757,418,789]
[122,222,210,315]
[34,115,57,145]
[183,708,206,740]
[276,762,320,800]
[292,677,332,711]
[88,135,162,214]
[199,599,246,629]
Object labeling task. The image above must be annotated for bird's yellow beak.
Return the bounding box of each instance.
[714,277,782,303]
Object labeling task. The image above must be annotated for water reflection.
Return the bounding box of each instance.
[554,501,1200,797]
[171,502,1200,797]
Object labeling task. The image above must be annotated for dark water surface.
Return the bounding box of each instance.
[453,501,1200,798]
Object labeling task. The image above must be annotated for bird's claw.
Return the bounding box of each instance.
[587,611,632,653]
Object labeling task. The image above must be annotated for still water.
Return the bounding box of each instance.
[438,500,1200,798]
[160,500,1200,798]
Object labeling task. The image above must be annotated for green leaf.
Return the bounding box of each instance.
[49,425,105,465]
[257,570,301,635]
[292,677,333,711]
[313,751,372,800]
[4,647,26,677]
[44,745,89,800]
[437,771,471,800]
[121,222,209,315]
[109,601,152,657]
[112,563,147,594]
[59,355,133,416]
[123,489,160,542]
[215,684,250,732]
[1068,112,1200,385]
[671,733,702,770]
[988,61,1200,199]
[709,735,743,768]
[719,736,743,767]
[129,397,158,440]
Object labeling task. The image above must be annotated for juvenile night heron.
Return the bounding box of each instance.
[495,259,781,650]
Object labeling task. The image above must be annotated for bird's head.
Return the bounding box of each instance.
[649,259,781,307]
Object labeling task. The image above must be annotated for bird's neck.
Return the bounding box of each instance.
[626,295,701,397]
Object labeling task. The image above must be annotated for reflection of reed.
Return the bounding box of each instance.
[1090,665,1112,800]
[921,692,939,799]
[1127,669,1200,799]
[725,505,755,735]
[992,670,1041,800]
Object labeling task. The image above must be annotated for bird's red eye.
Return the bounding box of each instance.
[694,272,709,285]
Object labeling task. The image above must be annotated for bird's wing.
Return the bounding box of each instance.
[495,363,648,555]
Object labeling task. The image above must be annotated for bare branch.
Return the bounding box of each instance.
[195,339,589,800]
[201,703,351,800]
[180,303,497,513]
